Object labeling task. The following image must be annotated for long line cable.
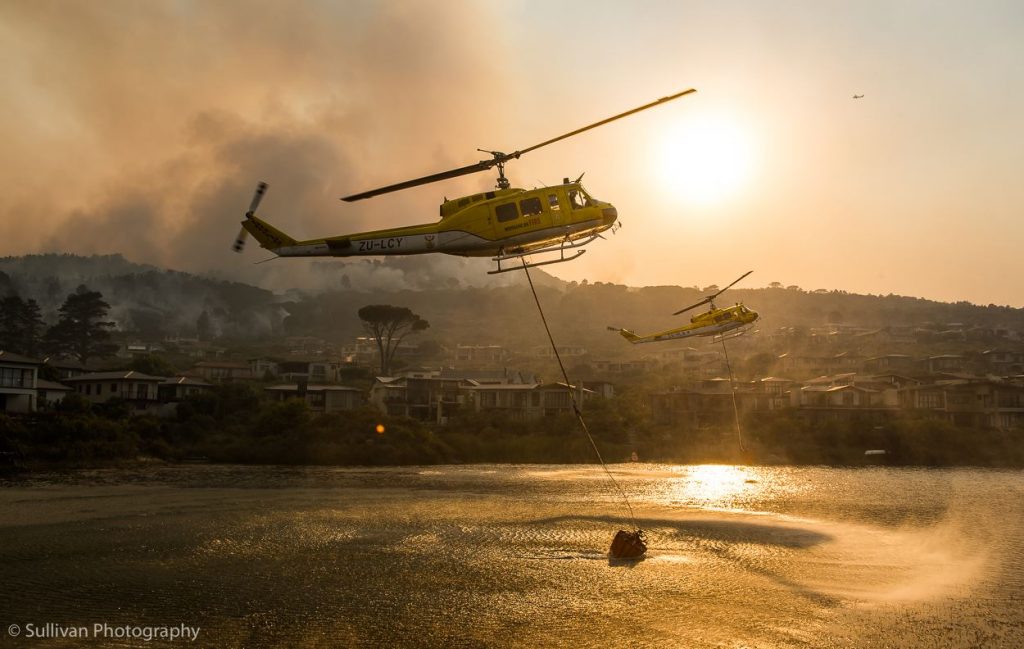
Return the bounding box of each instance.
[521,259,639,531]
[719,337,746,452]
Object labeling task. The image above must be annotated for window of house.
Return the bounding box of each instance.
[519,196,542,216]
[531,393,540,407]
[86,384,92,395]
[545,391,570,408]
[111,383,117,392]
[919,392,941,408]
[496,203,519,222]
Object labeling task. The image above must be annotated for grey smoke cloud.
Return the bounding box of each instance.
[1,0,512,290]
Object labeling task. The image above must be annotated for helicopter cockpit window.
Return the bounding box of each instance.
[495,202,519,222]
[519,197,542,217]
[569,190,586,210]
[547,194,560,211]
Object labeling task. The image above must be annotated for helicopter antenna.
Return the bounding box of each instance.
[673,270,753,316]
[341,88,696,202]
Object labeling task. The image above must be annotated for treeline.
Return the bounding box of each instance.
[3,386,1022,470]
[0,285,115,362]
[0,254,283,341]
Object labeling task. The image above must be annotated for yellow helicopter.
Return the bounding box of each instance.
[609,271,759,344]
[233,89,696,273]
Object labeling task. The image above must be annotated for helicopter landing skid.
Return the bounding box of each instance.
[488,234,599,274]
[712,325,755,344]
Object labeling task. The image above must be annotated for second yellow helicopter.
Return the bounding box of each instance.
[609,271,759,343]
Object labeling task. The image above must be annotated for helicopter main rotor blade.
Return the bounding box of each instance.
[341,160,494,202]
[673,271,753,316]
[673,296,713,316]
[514,88,696,159]
[712,270,754,300]
[341,88,696,202]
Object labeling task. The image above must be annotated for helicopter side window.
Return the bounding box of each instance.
[547,193,560,211]
[519,197,542,217]
[495,202,519,222]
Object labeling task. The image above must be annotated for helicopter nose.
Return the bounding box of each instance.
[601,206,618,224]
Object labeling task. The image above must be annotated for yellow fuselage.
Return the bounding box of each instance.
[617,304,759,344]
[242,182,617,259]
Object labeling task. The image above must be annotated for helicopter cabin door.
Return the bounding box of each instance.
[546,189,564,226]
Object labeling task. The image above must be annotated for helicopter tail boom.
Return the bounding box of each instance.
[607,327,644,344]
[241,214,298,251]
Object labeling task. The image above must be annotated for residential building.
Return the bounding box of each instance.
[188,361,254,383]
[0,350,40,413]
[265,384,364,413]
[455,345,509,365]
[40,357,91,381]
[463,382,595,421]
[65,371,164,411]
[158,377,213,402]
[900,378,1024,430]
[36,379,73,408]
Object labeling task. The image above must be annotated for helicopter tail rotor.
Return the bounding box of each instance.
[233,181,268,253]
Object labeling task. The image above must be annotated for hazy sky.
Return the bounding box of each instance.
[2,1,1023,305]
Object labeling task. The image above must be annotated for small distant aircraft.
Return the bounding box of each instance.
[852,94,864,99]
[608,271,759,344]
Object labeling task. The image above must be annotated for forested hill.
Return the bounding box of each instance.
[2,254,1022,354]
[0,254,282,339]
[277,282,1024,357]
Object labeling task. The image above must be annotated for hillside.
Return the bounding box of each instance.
[3,254,1023,360]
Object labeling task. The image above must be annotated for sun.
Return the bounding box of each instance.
[655,115,754,206]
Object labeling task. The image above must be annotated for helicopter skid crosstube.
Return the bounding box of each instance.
[488,233,600,274]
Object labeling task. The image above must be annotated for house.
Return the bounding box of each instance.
[369,370,475,422]
[863,354,917,374]
[648,385,756,428]
[40,357,91,381]
[368,368,588,423]
[900,378,1024,430]
[276,358,342,384]
[463,382,595,421]
[64,371,165,411]
[187,361,254,383]
[0,350,40,413]
[581,380,615,399]
[756,377,796,410]
[265,384,365,413]
[926,355,965,374]
[158,377,213,402]
[791,373,899,410]
[36,379,73,408]
[532,345,587,359]
[589,358,659,374]
[455,345,509,365]
[980,350,1024,376]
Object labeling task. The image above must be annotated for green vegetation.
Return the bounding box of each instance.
[2,387,1022,470]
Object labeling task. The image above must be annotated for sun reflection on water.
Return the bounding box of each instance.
[671,464,763,510]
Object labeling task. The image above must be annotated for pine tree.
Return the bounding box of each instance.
[45,285,116,363]
[0,295,45,356]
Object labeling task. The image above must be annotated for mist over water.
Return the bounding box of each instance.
[1,465,1022,647]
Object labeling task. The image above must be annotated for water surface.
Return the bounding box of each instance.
[2,464,1022,647]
